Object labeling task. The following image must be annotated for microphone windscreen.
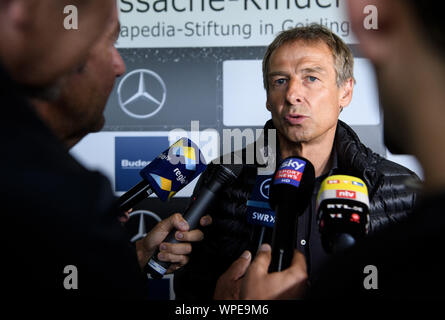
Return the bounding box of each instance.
[247,175,275,228]
[316,175,369,210]
[269,156,315,213]
[316,175,370,252]
[139,138,206,201]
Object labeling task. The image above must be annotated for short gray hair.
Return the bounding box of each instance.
[263,24,355,93]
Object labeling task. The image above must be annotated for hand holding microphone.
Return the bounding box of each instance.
[135,212,213,273]
[316,175,370,253]
[215,244,309,300]
[215,156,315,299]
[147,162,243,279]
[117,137,209,273]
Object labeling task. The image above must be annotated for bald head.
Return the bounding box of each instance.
[0,0,116,87]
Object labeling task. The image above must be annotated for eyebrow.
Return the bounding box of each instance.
[300,66,326,74]
[268,66,327,78]
[268,71,289,78]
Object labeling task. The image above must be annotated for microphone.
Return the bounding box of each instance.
[268,157,315,272]
[118,138,206,213]
[316,175,370,253]
[246,175,275,254]
[147,163,243,279]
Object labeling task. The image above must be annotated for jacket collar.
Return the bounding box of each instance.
[334,120,376,174]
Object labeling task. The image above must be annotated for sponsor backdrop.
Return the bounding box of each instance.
[70,0,423,299]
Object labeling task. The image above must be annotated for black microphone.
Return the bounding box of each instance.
[119,180,153,213]
[316,175,370,253]
[245,174,275,254]
[118,138,206,213]
[147,163,243,279]
[268,157,315,272]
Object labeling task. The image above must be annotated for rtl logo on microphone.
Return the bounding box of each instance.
[336,190,356,199]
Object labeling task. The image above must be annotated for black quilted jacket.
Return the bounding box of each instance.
[174,120,419,300]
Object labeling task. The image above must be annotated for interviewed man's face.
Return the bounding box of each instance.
[266,40,345,145]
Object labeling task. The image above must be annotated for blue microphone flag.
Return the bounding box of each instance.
[140,138,206,201]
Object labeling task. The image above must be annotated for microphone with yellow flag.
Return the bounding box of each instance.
[316,175,370,253]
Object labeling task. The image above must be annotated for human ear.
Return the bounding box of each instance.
[339,78,354,110]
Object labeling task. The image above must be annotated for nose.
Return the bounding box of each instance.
[113,48,126,77]
[286,78,304,105]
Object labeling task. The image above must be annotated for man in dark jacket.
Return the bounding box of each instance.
[174,24,419,300]
[1,0,209,300]
[223,0,445,300]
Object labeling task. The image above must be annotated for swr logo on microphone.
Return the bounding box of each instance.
[336,190,356,199]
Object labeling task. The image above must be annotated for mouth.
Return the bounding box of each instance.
[284,114,308,125]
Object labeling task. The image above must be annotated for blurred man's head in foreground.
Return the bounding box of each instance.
[347,0,445,156]
[0,0,116,87]
[31,11,126,148]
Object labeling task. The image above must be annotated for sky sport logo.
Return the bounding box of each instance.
[280,159,305,171]
[274,158,306,188]
[275,169,302,182]
[336,190,356,199]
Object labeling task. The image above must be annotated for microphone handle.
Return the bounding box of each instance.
[332,233,356,253]
[119,180,154,213]
[249,226,273,255]
[269,201,299,272]
[183,187,215,229]
[147,187,217,279]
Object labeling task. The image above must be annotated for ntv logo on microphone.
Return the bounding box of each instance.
[336,190,356,199]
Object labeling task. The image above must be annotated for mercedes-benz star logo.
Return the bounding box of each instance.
[117,69,167,119]
[128,210,162,243]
